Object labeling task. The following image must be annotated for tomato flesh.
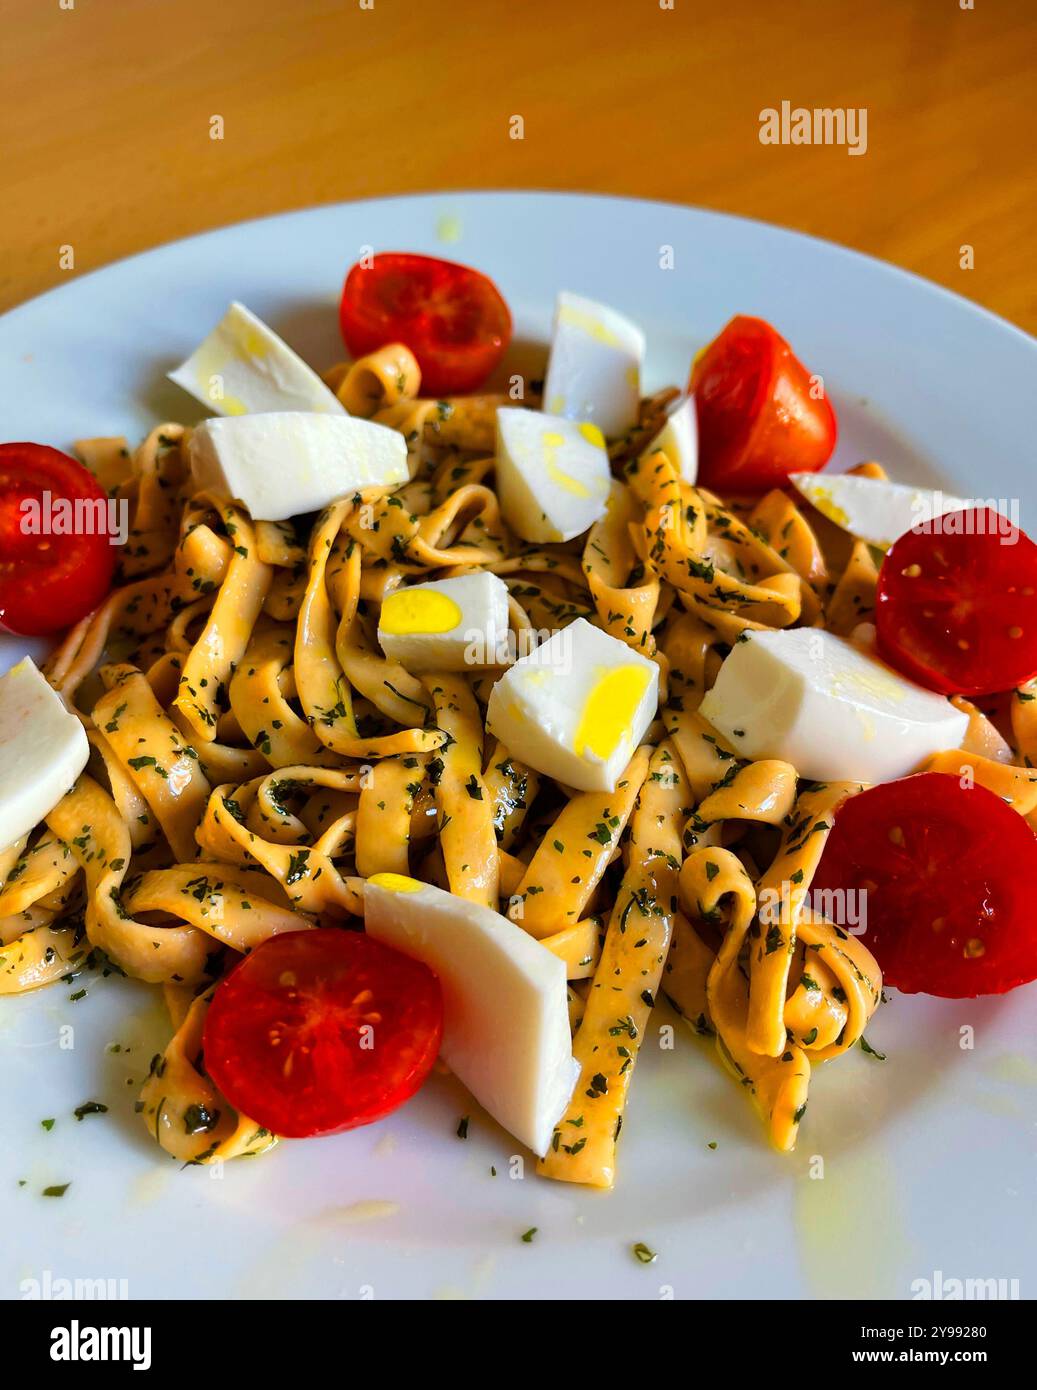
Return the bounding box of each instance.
[203,928,442,1138]
[339,252,512,396]
[0,442,117,635]
[875,507,1037,697]
[689,315,837,492]
[812,773,1037,997]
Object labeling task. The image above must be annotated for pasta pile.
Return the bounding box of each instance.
[6,341,972,1185]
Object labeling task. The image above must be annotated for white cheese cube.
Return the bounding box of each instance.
[791,473,970,549]
[377,572,510,671]
[543,291,645,438]
[495,408,611,544]
[0,658,88,851]
[169,301,345,417]
[699,628,969,783]
[189,412,408,522]
[364,873,579,1157]
[639,393,698,482]
[485,617,659,792]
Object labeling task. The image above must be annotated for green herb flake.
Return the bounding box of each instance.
[73,1101,109,1122]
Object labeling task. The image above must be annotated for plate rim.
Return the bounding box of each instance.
[5,188,1035,356]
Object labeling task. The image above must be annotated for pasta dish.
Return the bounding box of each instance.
[2,254,1035,1191]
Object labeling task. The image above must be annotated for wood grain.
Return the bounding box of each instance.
[2,0,1034,331]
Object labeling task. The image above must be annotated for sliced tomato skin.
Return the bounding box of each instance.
[0,442,117,635]
[339,252,512,396]
[875,507,1037,697]
[812,773,1037,998]
[689,315,837,492]
[203,928,442,1138]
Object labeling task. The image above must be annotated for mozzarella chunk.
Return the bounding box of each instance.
[377,572,510,671]
[543,291,645,438]
[699,628,969,782]
[495,408,611,543]
[486,617,658,792]
[169,301,345,417]
[364,873,579,1156]
[189,412,408,522]
[791,472,970,549]
[639,393,698,482]
[0,659,89,851]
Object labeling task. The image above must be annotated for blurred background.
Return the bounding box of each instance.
[3,0,1034,330]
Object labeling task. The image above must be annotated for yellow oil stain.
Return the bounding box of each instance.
[543,430,591,499]
[436,214,463,244]
[130,1166,172,1207]
[520,669,547,689]
[237,1199,401,1297]
[323,1199,400,1225]
[830,662,907,704]
[795,1149,913,1299]
[804,483,851,529]
[241,327,271,359]
[986,1053,1037,1087]
[189,336,250,414]
[559,302,620,348]
[971,1090,1023,1119]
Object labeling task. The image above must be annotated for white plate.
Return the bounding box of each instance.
[2,193,1036,1302]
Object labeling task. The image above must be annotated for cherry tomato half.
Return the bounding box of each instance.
[339,252,512,396]
[689,315,837,492]
[0,442,117,636]
[875,507,1037,697]
[812,773,1037,997]
[203,928,442,1138]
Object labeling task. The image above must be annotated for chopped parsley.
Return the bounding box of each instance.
[73,1101,109,1122]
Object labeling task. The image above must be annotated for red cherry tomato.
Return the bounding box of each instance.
[203,928,442,1138]
[812,773,1037,997]
[689,315,837,492]
[875,507,1037,697]
[0,442,117,635]
[339,252,512,397]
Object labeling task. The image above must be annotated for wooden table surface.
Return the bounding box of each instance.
[3,0,1035,332]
